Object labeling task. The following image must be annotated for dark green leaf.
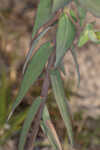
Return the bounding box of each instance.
[18,97,42,150]
[9,42,53,118]
[50,69,74,146]
[32,0,52,38]
[55,13,76,67]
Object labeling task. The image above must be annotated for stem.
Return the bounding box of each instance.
[25,51,56,150]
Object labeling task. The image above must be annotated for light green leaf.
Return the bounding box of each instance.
[78,0,100,18]
[32,0,52,38]
[18,97,42,150]
[70,47,80,87]
[23,27,51,74]
[41,106,62,150]
[9,42,53,118]
[50,69,74,146]
[55,13,76,67]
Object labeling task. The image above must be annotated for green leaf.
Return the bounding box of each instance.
[32,0,52,38]
[50,69,74,146]
[55,13,76,67]
[78,0,100,18]
[70,47,80,87]
[77,6,86,26]
[41,106,62,150]
[23,27,51,73]
[9,42,53,118]
[18,97,42,150]
[52,0,72,13]
[88,30,100,44]
[78,24,92,47]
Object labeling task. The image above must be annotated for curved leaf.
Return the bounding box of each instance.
[55,13,76,67]
[18,97,42,150]
[50,69,74,146]
[8,42,53,119]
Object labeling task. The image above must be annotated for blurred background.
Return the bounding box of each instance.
[0,0,100,150]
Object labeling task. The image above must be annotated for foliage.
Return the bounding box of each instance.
[6,0,100,150]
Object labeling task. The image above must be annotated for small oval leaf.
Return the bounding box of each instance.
[18,97,42,150]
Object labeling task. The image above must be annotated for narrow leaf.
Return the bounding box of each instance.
[41,106,62,150]
[23,27,51,74]
[50,69,74,146]
[18,97,42,150]
[32,0,52,38]
[52,0,72,13]
[9,42,53,118]
[55,13,76,67]
[70,47,80,87]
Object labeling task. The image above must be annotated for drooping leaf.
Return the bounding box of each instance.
[55,13,76,67]
[52,0,72,13]
[78,0,100,18]
[41,106,62,150]
[50,69,74,146]
[18,97,42,150]
[9,42,53,118]
[23,27,51,74]
[88,30,100,44]
[32,0,52,38]
[70,46,80,87]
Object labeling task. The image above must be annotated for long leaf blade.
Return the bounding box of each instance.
[55,13,76,67]
[9,42,53,118]
[50,69,74,146]
[41,106,62,150]
[18,97,42,150]
[32,0,52,38]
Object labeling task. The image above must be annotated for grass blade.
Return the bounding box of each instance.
[18,97,42,150]
[50,69,74,146]
[9,42,53,118]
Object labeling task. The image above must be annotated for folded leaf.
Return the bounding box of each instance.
[23,27,51,74]
[55,13,75,67]
[32,0,52,38]
[18,97,42,150]
[50,69,74,146]
[52,0,72,13]
[41,106,62,150]
[9,42,53,118]
[78,0,100,18]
